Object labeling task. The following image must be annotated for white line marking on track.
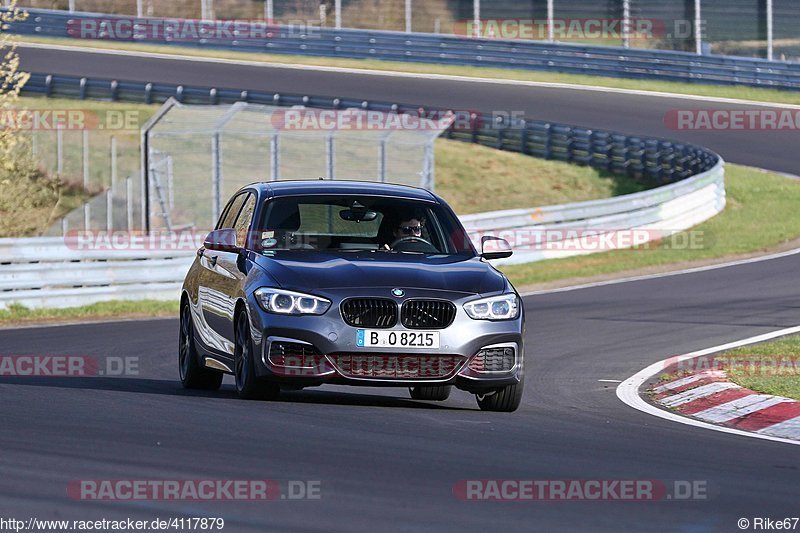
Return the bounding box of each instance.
[598,379,622,383]
[521,246,800,297]
[17,41,800,109]
[617,325,800,446]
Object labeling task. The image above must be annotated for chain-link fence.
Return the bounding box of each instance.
[31,126,144,236]
[142,99,448,231]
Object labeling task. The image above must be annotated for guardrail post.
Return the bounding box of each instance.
[144,83,153,105]
[79,77,87,99]
[110,80,118,101]
[44,75,53,97]
[405,0,411,33]
[335,0,341,29]
[547,0,554,42]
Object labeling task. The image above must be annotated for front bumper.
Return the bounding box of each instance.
[246,289,524,393]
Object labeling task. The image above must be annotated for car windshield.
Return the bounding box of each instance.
[255,195,475,256]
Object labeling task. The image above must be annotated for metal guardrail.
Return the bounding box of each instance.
[11,8,800,91]
[462,159,725,265]
[1,72,724,309]
[0,237,193,309]
[0,159,724,307]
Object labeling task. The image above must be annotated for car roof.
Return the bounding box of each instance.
[245,180,438,202]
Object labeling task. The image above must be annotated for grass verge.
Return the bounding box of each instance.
[501,165,800,288]
[18,35,800,106]
[0,300,179,326]
[718,335,800,401]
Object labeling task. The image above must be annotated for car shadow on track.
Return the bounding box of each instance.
[0,376,471,410]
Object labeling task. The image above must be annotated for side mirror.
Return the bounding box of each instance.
[203,228,239,252]
[481,236,513,260]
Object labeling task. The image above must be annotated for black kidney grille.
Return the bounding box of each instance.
[340,298,398,328]
[401,300,457,329]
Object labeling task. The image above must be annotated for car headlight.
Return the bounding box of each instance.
[254,288,331,315]
[463,293,519,320]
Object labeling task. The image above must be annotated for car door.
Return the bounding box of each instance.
[197,192,252,355]
[203,192,256,348]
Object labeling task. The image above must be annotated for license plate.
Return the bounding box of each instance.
[356,330,440,349]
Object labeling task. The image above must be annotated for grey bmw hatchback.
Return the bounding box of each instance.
[179,180,525,412]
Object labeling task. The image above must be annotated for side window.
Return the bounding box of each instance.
[216,194,247,230]
[234,194,256,248]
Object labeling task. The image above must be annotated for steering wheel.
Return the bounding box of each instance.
[389,236,435,250]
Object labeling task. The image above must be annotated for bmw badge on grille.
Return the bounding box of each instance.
[391,288,405,297]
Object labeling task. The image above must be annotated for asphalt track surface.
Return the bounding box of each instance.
[3,47,800,531]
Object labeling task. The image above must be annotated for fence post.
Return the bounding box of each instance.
[405,0,411,33]
[211,132,221,225]
[335,0,341,29]
[83,129,90,188]
[423,141,434,191]
[695,0,703,55]
[378,139,387,182]
[107,189,113,231]
[547,0,554,42]
[472,0,480,38]
[126,176,133,231]
[326,133,335,180]
[136,0,143,18]
[622,0,630,49]
[56,128,64,175]
[265,0,273,22]
[270,134,279,181]
[111,135,117,191]
[767,0,774,61]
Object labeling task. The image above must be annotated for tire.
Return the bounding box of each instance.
[409,385,452,401]
[475,373,524,412]
[234,311,279,401]
[179,303,223,390]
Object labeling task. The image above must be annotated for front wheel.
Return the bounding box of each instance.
[179,304,223,390]
[234,311,279,401]
[475,374,524,412]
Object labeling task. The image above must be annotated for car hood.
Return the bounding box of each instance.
[252,251,506,296]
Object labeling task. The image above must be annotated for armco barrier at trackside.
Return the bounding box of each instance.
[9,8,800,91]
